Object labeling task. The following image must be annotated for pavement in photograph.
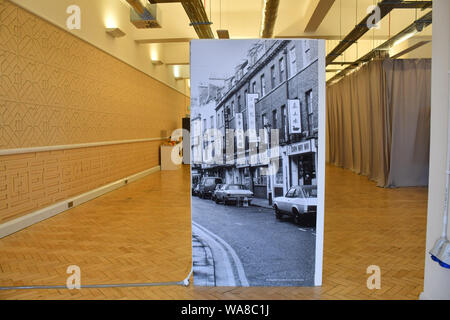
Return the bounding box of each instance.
[191,196,316,287]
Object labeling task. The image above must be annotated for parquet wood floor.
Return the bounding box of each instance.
[0,165,428,299]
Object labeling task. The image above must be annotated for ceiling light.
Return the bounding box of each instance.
[151,60,164,65]
[106,27,126,38]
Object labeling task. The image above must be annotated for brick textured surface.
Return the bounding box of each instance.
[0,0,187,222]
[0,1,186,148]
[0,140,161,223]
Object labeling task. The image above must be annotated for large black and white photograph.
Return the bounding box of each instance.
[190,39,325,287]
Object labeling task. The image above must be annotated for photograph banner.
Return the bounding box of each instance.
[191,39,325,287]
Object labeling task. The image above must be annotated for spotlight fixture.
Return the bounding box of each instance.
[151,60,164,66]
[217,29,230,39]
[106,27,126,38]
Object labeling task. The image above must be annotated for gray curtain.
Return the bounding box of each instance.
[326,59,431,187]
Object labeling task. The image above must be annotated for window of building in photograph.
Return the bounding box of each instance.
[279,57,285,82]
[217,112,221,128]
[261,74,266,96]
[289,46,297,77]
[270,65,276,89]
[203,118,207,133]
[237,95,241,113]
[303,40,312,66]
[272,109,278,129]
[226,105,232,119]
[275,158,283,185]
[281,105,287,141]
[231,100,235,115]
[262,113,268,128]
[306,90,313,114]
[252,81,257,94]
[305,90,313,133]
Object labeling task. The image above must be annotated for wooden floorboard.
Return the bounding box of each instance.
[0,165,428,299]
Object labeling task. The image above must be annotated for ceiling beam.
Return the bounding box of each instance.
[261,0,280,38]
[326,0,402,66]
[304,0,336,33]
[390,40,431,59]
[135,37,193,44]
[181,0,215,39]
[148,0,214,38]
[327,11,432,85]
[379,1,432,9]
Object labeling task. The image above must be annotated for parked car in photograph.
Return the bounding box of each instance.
[273,185,318,225]
[214,184,253,205]
[198,177,223,199]
[211,184,224,201]
[192,184,200,196]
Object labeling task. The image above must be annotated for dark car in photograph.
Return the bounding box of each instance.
[214,184,253,205]
[273,185,317,225]
[198,177,223,199]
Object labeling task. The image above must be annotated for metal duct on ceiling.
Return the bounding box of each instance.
[260,0,280,38]
[148,0,215,38]
[127,0,161,28]
[327,10,432,85]
[326,0,403,66]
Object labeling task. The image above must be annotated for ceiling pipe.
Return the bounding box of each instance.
[326,0,403,66]
[327,10,432,85]
[148,0,214,38]
[260,0,280,38]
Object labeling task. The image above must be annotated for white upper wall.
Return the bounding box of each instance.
[11,0,190,96]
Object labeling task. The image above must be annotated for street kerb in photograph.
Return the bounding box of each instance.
[190,39,326,287]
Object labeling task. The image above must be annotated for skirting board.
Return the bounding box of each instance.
[0,165,161,239]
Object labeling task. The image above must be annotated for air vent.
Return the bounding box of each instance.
[130,2,161,29]
[68,201,74,208]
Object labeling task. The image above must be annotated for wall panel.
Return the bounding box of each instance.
[0,1,187,223]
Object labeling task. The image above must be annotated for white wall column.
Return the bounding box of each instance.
[422,0,450,300]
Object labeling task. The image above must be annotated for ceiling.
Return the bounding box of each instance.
[12,0,432,93]
[125,0,432,78]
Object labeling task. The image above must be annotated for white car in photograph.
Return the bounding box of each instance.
[214,184,253,205]
[273,185,318,225]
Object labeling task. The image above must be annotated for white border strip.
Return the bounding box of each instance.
[0,165,161,239]
[0,137,169,156]
[314,39,326,287]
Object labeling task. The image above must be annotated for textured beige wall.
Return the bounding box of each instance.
[0,140,161,223]
[0,1,188,223]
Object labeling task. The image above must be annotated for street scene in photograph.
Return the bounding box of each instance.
[190,39,321,286]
